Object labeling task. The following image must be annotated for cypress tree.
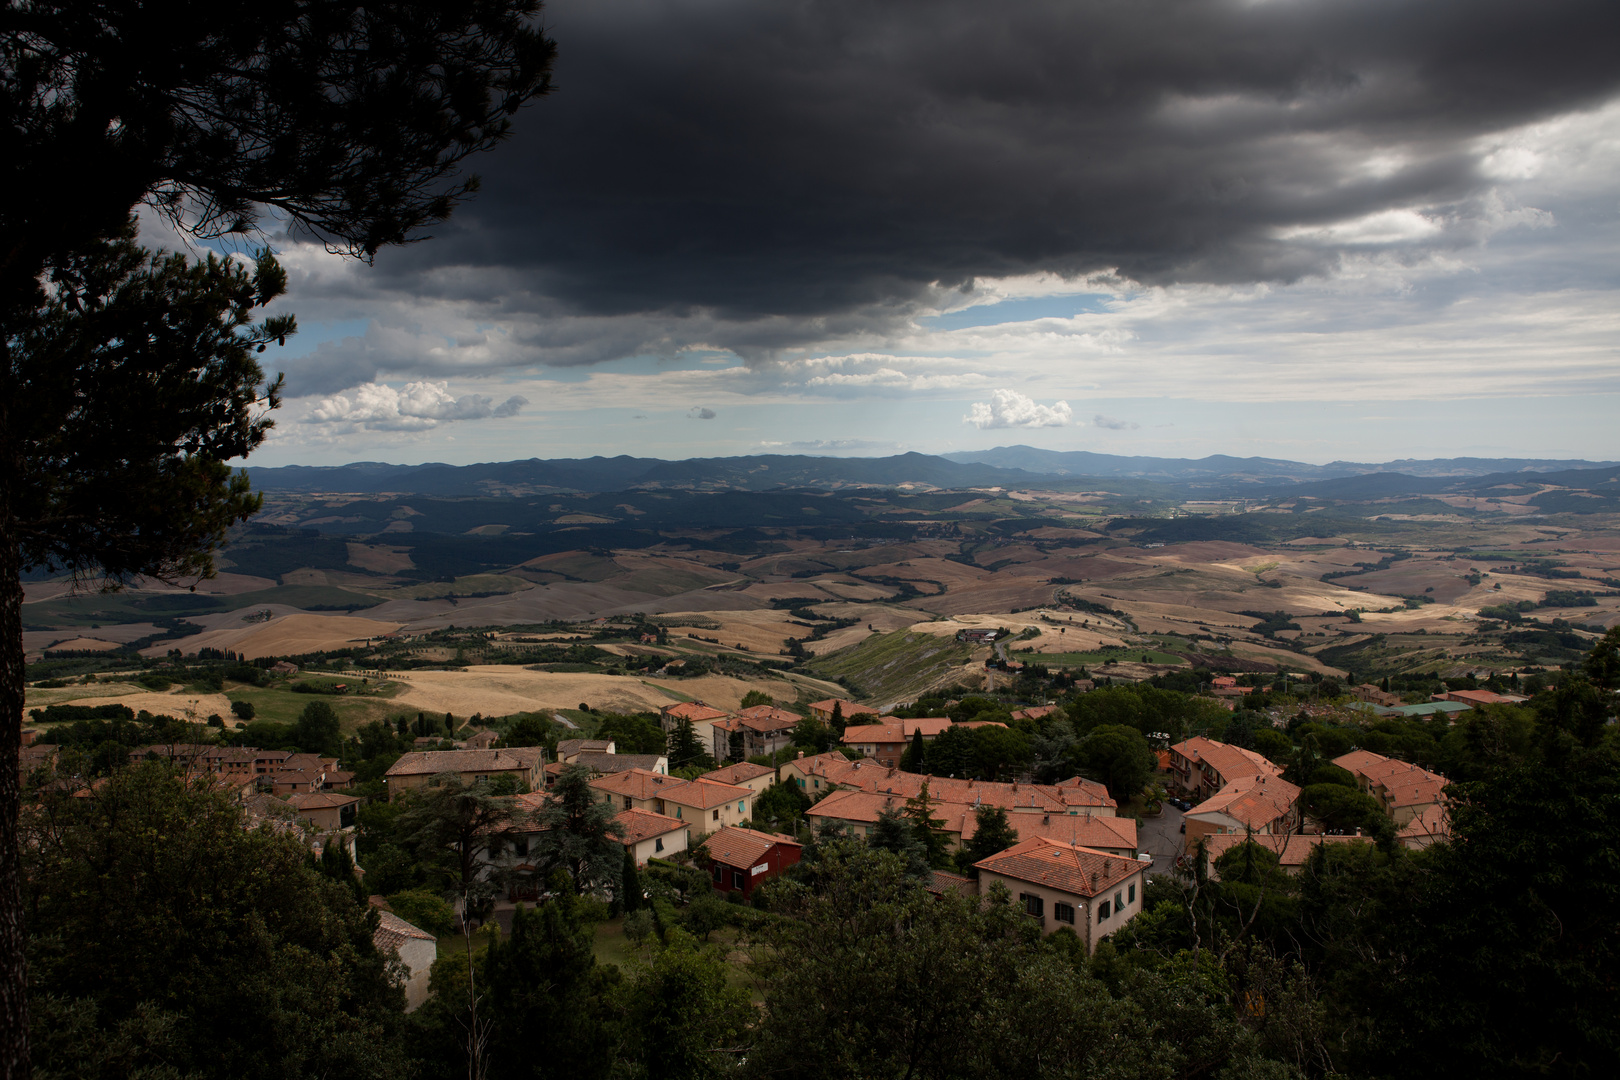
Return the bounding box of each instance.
[621,847,643,914]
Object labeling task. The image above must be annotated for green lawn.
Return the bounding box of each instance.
[226,679,405,731]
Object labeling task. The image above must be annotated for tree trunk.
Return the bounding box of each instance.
[0,394,30,1078]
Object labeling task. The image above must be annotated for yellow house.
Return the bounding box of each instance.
[660,777,754,836]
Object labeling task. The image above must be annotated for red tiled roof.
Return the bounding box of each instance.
[974,837,1141,898]
[706,825,800,868]
[663,702,732,723]
[1186,774,1300,830]
[614,807,687,844]
[702,762,774,786]
[589,768,685,802]
[664,777,752,811]
[1202,833,1369,869]
[1170,737,1282,783]
[842,717,952,744]
[373,908,436,952]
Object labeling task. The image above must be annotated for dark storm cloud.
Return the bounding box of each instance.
[367,0,1620,351]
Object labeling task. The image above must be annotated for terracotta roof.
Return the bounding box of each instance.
[1202,833,1370,869]
[706,825,800,868]
[735,704,800,727]
[925,870,975,896]
[373,909,436,953]
[954,720,1008,730]
[284,791,362,810]
[1170,737,1282,783]
[1186,774,1300,830]
[1398,803,1451,843]
[1196,779,1298,829]
[795,756,1116,813]
[614,807,687,844]
[702,762,774,786]
[974,837,1141,898]
[841,717,952,744]
[967,811,1137,852]
[663,702,732,723]
[663,777,752,810]
[385,747,544,777]
[1010,705,1060,721]
[1332,751,1448,808]
[589,768,685,801]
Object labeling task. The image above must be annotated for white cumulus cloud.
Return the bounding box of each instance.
[964,389,1074,429]
[305,381,528,431]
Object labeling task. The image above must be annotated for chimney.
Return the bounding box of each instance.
[796,750,804,759]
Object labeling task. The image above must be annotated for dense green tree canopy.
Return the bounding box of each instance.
[23,764,405,1079]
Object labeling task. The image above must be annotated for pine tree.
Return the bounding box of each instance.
[830,701,845,740]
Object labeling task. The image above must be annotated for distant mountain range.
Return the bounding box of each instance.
[244,447,1620,497]
[940,446,1618,482]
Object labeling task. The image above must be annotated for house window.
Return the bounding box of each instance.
[713,809,720,821]
[655,837,664,852]
[732,870,745,889]
[1099,900,1111,921]
[487,836,504,856]
[738,801,745,814]
[623,796,632,809]
[676,807,683,819]
[712,863,723,883]
[1128,883,1136,905]
[1114,890,1124,911]
[1054,902,1075,924]
[1020,892,1044,919]
[513,837,529,857]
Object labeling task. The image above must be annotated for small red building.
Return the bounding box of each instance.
[706,826,803,898]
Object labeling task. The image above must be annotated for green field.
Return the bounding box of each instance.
[226,678,406,730]
[807,630,976,703]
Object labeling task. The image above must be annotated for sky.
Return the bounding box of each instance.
[166,0,1620,468]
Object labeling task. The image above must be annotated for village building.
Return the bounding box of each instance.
[1200,833,1371,876]
[614,807,691,865]
[706,826,802,899]
[658,702,733,754]
[1182,773,1301,852]
[284,791,362,831]
[838,717,951,769]
[371,904,437,1011]
[974,837,1146,952]
[1167,736,1283,800]
[711,705,799,762]
[590,768,690,813]
[383,747,546,801]
[661,777,755,835]
[700,761,776,796]
[806,698,880,725]
[1332,750,1449,825]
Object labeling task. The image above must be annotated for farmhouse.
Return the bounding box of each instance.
[614,807,690,865]
[1167,736,1282,800]
[839,717,951,768]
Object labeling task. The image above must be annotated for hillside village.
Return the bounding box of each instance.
[20,655,1513,1012]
